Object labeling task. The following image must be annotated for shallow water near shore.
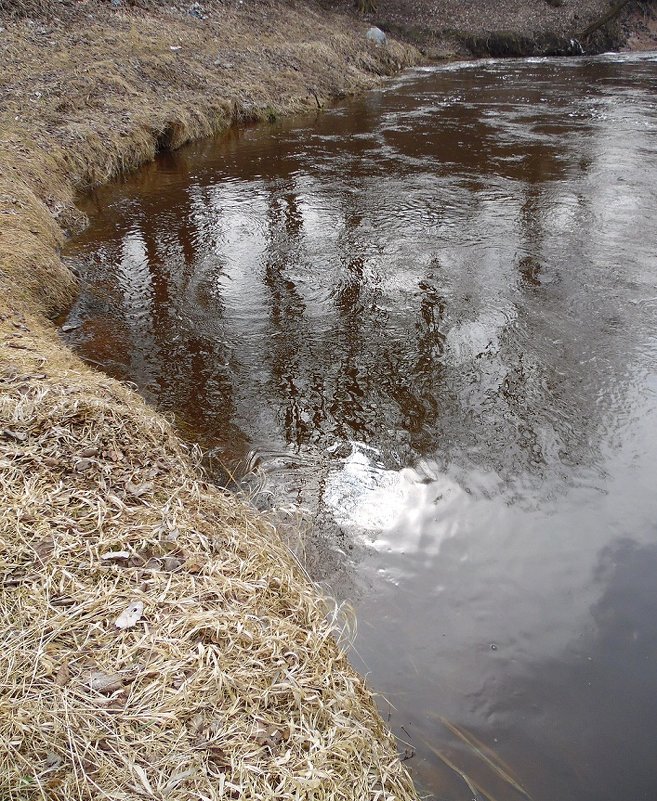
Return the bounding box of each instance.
[63,52,657,800]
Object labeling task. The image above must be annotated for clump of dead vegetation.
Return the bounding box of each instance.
[0,2,420,798]
[0,0,50,17]
[0,338,416,798]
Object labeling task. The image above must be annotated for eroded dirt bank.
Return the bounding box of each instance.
[0,2,420,798]
[325,0,657,58]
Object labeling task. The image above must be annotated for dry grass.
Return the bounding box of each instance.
[0,2,421,798]
[0,346,416,800]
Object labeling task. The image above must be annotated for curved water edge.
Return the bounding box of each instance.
[63,52,657,800]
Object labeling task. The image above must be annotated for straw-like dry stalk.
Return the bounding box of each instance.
[0,359,417,799]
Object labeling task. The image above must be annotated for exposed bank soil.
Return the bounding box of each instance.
[0,2,420,799]
[325,0,657,57]
[622,1,657,49]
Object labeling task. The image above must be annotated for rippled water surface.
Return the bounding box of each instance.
[63,53,657,800]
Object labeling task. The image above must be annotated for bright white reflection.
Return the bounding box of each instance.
[324,443,464,556]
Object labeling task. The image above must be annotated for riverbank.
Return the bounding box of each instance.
[0,2,421,798]
[3,0,657,797]
[325,0,657,58]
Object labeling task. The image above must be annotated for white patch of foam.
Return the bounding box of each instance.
[323,443,412,532]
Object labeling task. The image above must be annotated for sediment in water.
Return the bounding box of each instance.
[0,2,421,798]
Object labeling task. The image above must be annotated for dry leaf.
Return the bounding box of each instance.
[89,671,124,693]
[185,555,205,574]
[51,595,74,607]
[34,536,54,563]
[107,494,126,510]
[106,691,129,710]
[3,429,27,442]
[254,723,290,749]
[100,550,131,562]
[188,712,205,736]
[44,751,63,770]
[115,599,144,629]
[125,481,153,498]
[162,769,195,793]
[133,764,153,794]
[164,527,180,543]
[54,663,70,687]
[207,745,230,767]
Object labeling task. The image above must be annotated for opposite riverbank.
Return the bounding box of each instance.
[325,0,657,58]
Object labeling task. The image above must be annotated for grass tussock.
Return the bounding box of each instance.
[0,344,416,799]
[0,2,421,798]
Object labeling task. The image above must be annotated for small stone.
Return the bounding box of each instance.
[366,26,387,46]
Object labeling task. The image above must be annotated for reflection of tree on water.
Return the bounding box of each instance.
[65,56,657,492]
[258,177,450,457]
[408,272,446,452]
[69,164,244,458]
[262,179,313,449]
[329,193,384,445]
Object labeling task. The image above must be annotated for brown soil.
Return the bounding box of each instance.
[325,0,657,57]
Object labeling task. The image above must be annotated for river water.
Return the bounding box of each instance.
[62,53,657,800]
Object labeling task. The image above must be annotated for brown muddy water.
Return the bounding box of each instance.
[62,53,657,800]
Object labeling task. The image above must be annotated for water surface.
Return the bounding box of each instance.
[63,53,657,800]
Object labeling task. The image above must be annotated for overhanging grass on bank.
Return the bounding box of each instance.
[0,2,420,798]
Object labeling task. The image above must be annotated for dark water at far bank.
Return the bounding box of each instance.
[63,53,657,800]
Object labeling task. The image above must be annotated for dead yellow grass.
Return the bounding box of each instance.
[0,341,416,800]
[0,2,421,798]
